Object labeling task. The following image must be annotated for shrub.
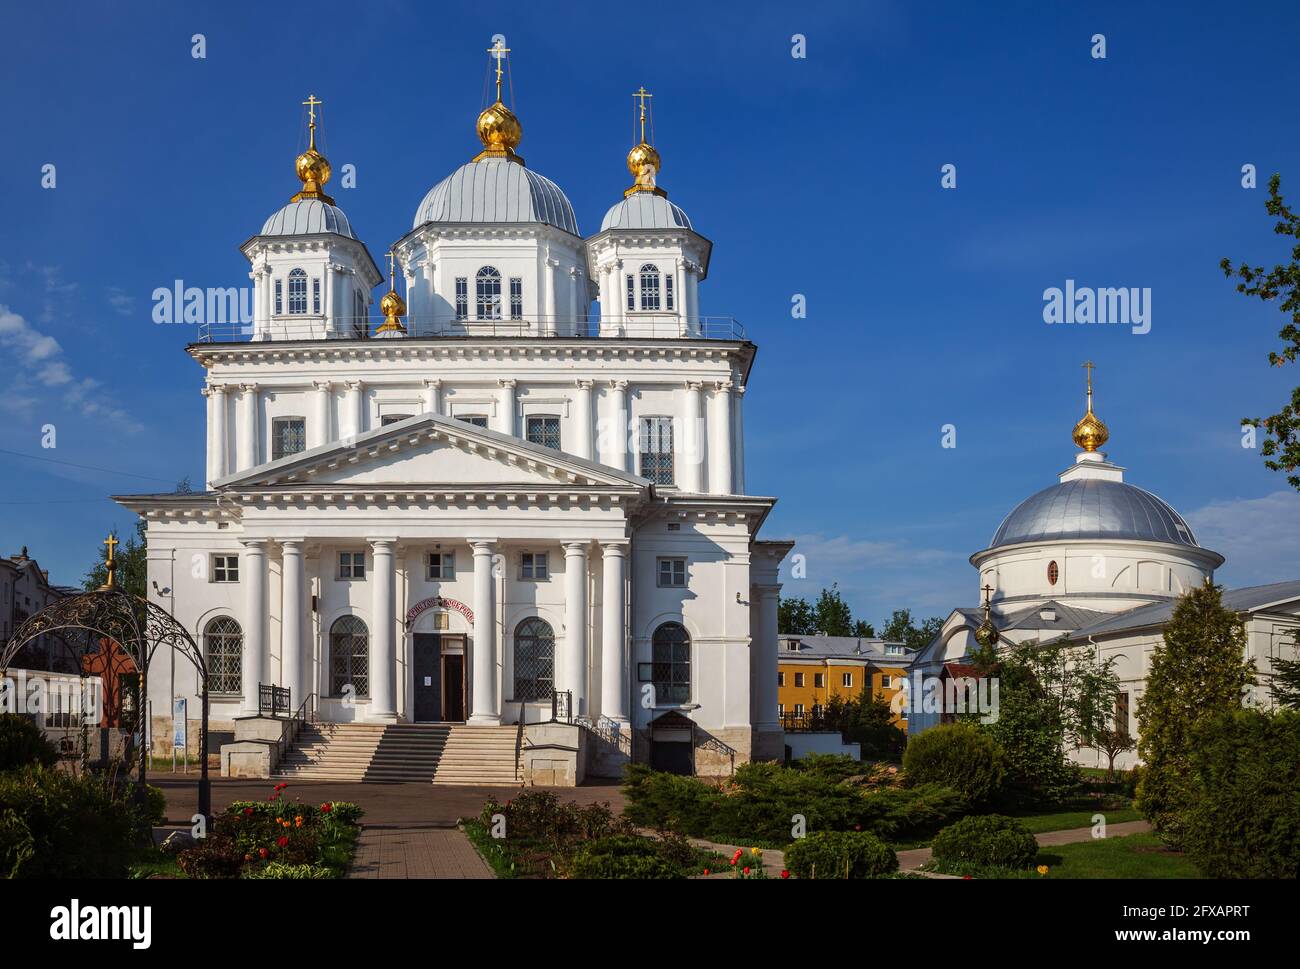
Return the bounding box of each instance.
[855,783,967,841]
[244,861,335,879]
[0,714,59,771]
[565,835,680,879]
[0,767,148,878]
[1182,709,1300,879]
[931,814,1038,870]
[144,784,167,825]
[903,722,1005,807]
[783,830,897,879]
[621,764,720,834]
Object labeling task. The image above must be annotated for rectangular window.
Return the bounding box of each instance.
[271,417,306,460]
[426,552,455,580]
[459,414,488,428]
[639,269,661,311]
[288,272,308,314]
[625,275,634,311]
[794,672,805,688]
[312,277,321,314]
[211,554,239,583]
[814,673,825,689]
[657,557,686,588]
[274,279,283,315]
[381,414,413,426]
[665,274,674,311]
[520,552,549,580]
[777,672,785,687]
[842,672,853,688]
[638,416,674,485]
[778,703,784,717]
[455,277,468,320]
[794,703,805,716]
[525,415,561,450]
[510,277,523,320]
[1115,692,1131,736]
[880,674,892,689]
[338,551,366,580]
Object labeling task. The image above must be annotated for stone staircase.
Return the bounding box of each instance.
[273,722,521,785]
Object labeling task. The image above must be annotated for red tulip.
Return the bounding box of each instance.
[743,867,751,875]
[277,836,289,847]
[702,868,711,876]
[781,870,790,879]
[258,848,268,859]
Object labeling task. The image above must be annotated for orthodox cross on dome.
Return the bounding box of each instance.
[1072,359,1109,453]
[386,249,397,287]
[302,94,323,149]
[101,533,119,590]
[488,39,511,103]
[633,85,653,144]
[980,583,993,608]
[1083,360,1096,407]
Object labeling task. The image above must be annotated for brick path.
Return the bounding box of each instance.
[348,826,493,879]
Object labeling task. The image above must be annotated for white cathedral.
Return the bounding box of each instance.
[116,55,791,781]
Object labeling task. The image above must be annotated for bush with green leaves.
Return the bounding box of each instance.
[0,714,59,772]
[244,861,335,879]
[0,766,148,878]
[783,830,898,879]
[1181,709,1300,879]
[903,722,1005,807]
[565,835,681,879]
[931,814,1039,870]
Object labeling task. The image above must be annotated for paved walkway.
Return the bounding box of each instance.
[895,818,1152,871]
[348,827,493,879]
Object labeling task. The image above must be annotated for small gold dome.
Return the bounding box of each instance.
[473,100,523,163]
[380,289,406,319]
[624,141,667,198]
[1072,408,1109,452]
[291,146,335,204]
[974,616,999,649]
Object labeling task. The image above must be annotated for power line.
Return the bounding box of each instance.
[0,447,175,484]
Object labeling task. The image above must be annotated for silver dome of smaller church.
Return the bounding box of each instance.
[413,158,578,235]
[600,193,692,231]
[990,478,1200,549]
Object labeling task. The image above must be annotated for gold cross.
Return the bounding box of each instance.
[981,583,993,607]
[386,250,397,285]
[1083,360,1096,405]
[102,533,118,589]
[302,94,323,148]
[488,40,510,102]
[633,86,653,143]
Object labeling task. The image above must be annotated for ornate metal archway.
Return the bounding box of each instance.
[0,536,211,819]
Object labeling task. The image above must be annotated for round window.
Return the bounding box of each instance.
[1047,560,1059,585]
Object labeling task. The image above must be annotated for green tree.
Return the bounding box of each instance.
[881,609,944,651]
[1136,581,1255,847]
[84,518,147,597]
[1221,173,1300,489]
[1267,632,1300,709]
[813,585,855,637]
[778,596,816,635]
[778,585,875,637]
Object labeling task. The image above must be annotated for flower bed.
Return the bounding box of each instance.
[167,783,363,879]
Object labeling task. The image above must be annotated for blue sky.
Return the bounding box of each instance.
[2,0,1298,626]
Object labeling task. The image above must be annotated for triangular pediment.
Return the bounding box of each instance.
[212,412,650,491]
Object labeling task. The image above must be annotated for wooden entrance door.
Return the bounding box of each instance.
[440,635,466,723]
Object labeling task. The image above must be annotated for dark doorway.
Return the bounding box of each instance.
[651,741,694,775]
[413,634,441,722]
[442,653,465,722]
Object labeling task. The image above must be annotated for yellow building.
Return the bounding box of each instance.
[776,634,914,730]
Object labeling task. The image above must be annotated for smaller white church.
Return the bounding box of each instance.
[115,50,791,783]
[909,367,1300,769]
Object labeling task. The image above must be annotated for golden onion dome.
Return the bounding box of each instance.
[291,146,335,204]
[974,617,999,649]
[473,100,523,163]
[624,141,667,198]
[379,288,406,319]
[1072,408,1110,452]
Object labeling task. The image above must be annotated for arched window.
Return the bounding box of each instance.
[476,266,502,320]
[513,617,555,702]
[639,263,661,311]
[651,621,690,705]
[330,616,369,698]
[1047,560,1059,586]
[287,268,308,314]
[204,616,243,695]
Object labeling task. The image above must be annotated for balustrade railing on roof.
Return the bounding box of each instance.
[193,314,747,344]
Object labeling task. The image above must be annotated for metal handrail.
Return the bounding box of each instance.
[193,314,747,344]
[549,689,573,724]
[258,682,291,718]
[270,692,316,771]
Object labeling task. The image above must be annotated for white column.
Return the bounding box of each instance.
[339,270,352,334]
[369,539,397,721]
[496,379,516,436]
[308,381,330,449]
[600,541,629,724]
[574,379,594,460]
[734,384,746,495]
[403,267,417,335]
[543,250,556,336]
[681,381,704,492]
[686,264,700,335]
[569,267,581,335]
[240,539,268,716]
[708,380,733,495]
[606,380,629,472]
[281,540,306,708]
[203,387,215,482]
[755,585,781,732]
[211,385,228,481]
[344,380,364,439]
[469,540,500,725]
[615,260,626,326]
[563,541,590,718]
[324,265,335,336]
[423,378,442,416]
[237,383,259,471]
[674,258,686,333]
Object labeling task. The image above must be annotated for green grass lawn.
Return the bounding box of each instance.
[1009,801,1141,834]
[1037,833,1201,879]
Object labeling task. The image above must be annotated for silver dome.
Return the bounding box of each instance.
[600,193,693,231]
[413,158,578,235]
[990,478,1199,549]
[260,199,356,239]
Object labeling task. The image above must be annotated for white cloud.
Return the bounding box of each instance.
[1185,490,1300,586]
[106,286,135,316]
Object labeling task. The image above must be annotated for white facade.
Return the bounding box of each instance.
[117,86,791,773]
